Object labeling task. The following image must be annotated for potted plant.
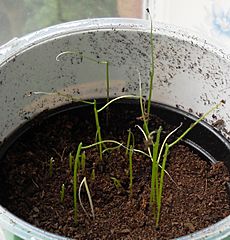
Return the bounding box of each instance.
[0,18,229,240]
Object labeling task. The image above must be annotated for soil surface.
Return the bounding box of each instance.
[0,101,230,240]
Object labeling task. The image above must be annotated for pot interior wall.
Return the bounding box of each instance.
[0,20,230,145]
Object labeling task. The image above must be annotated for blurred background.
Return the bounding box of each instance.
[0,0,229,53]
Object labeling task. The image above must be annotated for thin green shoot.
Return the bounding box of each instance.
[136,125,153,159]
[157,123,183,163]
[94,99,103,160]
[102,144,121,154]
[129,145,133,197]
[150,126,162,212]
[97,94,140,113]
[105,61,110,127]
[154,101,223,226]
[111,177,122,190]
[146,8,155,118]
[60,183,65,204]
[56,50,107,66]
[126,129,131,155]
[91,167,95,181]
[138,72,149,135]
[73,142,82,224]
[81,151,86,172]
[49,157,54,177]
[56,50,111,126]
[82,139,150,158]
[126,129,135,155]
[79,177,95,219]
[156,143,169,227]
[82,139,122,150]
[169,101,224,149]
[69,152,74,172]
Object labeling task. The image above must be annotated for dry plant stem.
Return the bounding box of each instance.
[73,142,82,224]
[79,177,95,219]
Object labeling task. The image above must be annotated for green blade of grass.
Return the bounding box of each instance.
[73,142,82,224]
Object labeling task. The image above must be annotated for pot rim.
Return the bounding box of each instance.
[0,18,230,240]
[0,18,229,66]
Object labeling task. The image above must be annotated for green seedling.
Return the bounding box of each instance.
[81,151,86,172]
[56,51,110,126]
[154,101,223,226]
[150,126,162,216]
[60,183,65,204]
[49,157,54,177]
[146,8,155,119]
[73,142,82,224]
[111,177,122,190]
[91,167,95,181]
[94,99,103,160]
[126,129,135,155]
[69,152,74,172]
[79,177,95,219]
[129,145,134,197]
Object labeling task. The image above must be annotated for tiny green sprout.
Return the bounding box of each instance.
[49,157,54,177]
[69,152,74,172]
[129,145,133,197]
[81,151,86,172]
[111,177,122,190]
[91,167,95,181]
[60,183,65,204]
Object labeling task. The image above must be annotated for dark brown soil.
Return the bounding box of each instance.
[0,101,230,240]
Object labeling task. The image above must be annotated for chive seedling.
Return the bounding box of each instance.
[56,51,110,126]
[129,145,134,197]
[81,151,86,172]
[146,8,155,119]
[126,129,135,155]
[60,183,65,204]
[111,177,122,190]
[49,157,54,177]
[150,126,162,216]
[69,152,74,172]
[94,99,103,160]
[73,142,82,224]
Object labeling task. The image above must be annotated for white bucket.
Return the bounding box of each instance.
[0,18,230,240]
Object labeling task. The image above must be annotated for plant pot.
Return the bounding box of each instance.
[0,18,229,240]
